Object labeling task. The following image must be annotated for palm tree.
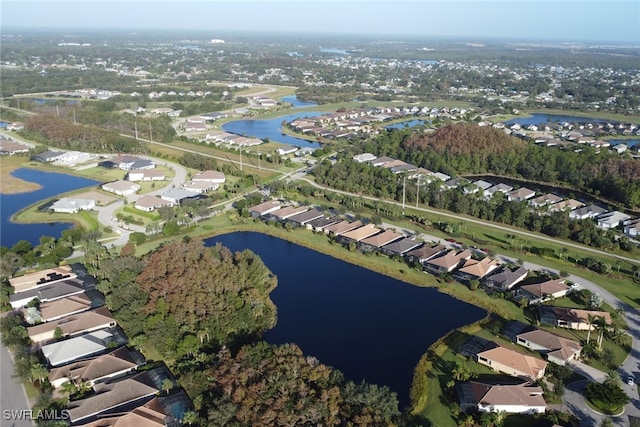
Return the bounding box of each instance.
[586,313,596,344]
[596,316,607,350]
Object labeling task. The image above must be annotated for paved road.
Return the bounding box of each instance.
[0,342,34,427]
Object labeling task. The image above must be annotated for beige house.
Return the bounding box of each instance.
[515,279,570,305]
[24,293,92,323]
[539,306,612,330]
[476,344,548,381]
[423,249,473,275]
[337,223,380,244]
[515,328,582,365]
[9,265,77,294]
[458,380,547,414]
[27,306,116,344]
[101,180,140,196]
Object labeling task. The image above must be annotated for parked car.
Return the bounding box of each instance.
[628,376,635,386]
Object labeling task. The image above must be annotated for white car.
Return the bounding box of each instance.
[628,376,635,386]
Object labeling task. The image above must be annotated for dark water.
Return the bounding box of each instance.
[385,119,429,130]
[222,111,324,148]
[505,113,619,126]
[205,231,486,407]
[279,95,318,108]
[0,168,100,248]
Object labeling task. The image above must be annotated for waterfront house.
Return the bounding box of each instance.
[515,328,582,365]
[287,208,325,227]
[423,249,473,275]
[457,380,546,414]
[101,180,140,197]
[468,180,492,194]
[405,243,448,265]
[249,200,282,218]
[134,195,173,212]
[0,138,30,155]
[277,145,299,156]
[78,397,167,427]
[48,346,142,389]
[597,211,631,229]
[306,216,341,232]
[358,229,404,252]
[538,306,612,330]
[482,266,529,291]
[41,329,116,367]
[548,199,585,212]
[10,278,85,309]
[33,150,65,162]
[514,279,571,305]
[324,220,363,236]
[529,193,563,208]
[50,197,96,214]
[569,204,608,220]
[484,183,514,199]
[9,265,77,294]
[506,187,536,202]
[27,306,116,344]
[624,217,640,237]
[381,237,424,258]
[453,257,500,283]
[337,223,380,244]
[269,205,310,221]
[476,343,548,381]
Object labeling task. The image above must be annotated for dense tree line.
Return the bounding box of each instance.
[351,124,640,208]
[20,114,147,153]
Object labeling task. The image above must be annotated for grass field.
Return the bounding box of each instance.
[0,155,42,194]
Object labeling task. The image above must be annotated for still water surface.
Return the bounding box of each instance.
[206,231,486,407]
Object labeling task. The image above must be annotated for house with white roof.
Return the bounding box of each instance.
[50,198,96,214]
[597,211,631,229]
[192,170,226,184]
[101,180,140,196]
[41,329,116,367]
[623,218,640,237]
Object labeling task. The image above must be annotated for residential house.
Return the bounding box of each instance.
[482,266,529,291]
[160,188,200,204]
[457,380,546,414]
[182,180,218,193]
[50,198,96,214]
[506,187,536,202]
[192,170,226,184]
[24,293,93,323]
[381,237,424,258]
[134,195,173,212]
[306,216,341,233]
[33,150,65,162]
[66,371,160,424]
[597,211,631,229]
[623,218,640,238]
[184,122,208,132]
[353,153,377,163]
[423,249,473,275]
[287,208,325,227]
[0,138,30,155]
[108,155,155,171]
[277,145,299,155]
[9,265,77,294]
[442,177,470,190]
[7,122,25,131]
[484,183,514,199]
[529,193,563,208]
[476,343,548,381]
[467,180,492,194]
[453,257,500,283]
[569,204,608,220]
[249,200,282,218]
[358,229,404,252]
[269,206,310,221]
[78,397,167,427]
[41,329,116,367]
[48,346,142,389]
[101,181,140,197]
[405,243,447,265]
[548,199,585,212]
[27,306,116,344]
[337,223,380,244]
[370,156,396,167]
[126,169,166,182]
[515,328,582,365]
[514,279,571,305]
[10,279,85,309]
[538,306,612,330]
[324,220,363,236]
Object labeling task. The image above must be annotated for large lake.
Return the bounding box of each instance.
[222,111,324,148]
[0,168,100,248]
[205,231,486,407]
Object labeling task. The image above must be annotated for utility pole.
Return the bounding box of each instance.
[239,145,243,171]
[73,108,77,125]
[149,123,153,142]
[134,121,138,140]
[402,175,406,215]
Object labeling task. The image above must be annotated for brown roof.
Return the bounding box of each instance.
[469,381,546,408]
[67,372,160,423]
[325,220,363,236]
[271,206,309,220]
[552,307,612,325]
[79,397,166,427]
[477,345,548,379]
[518,279,569,299]
[339,223,380,242]
[37,293,92,322]
[359,229,403,248]
[406,244,447,261]
[456,257,500,279]
[192,170,226,182]
[28,306,116,342]
[517,329,582,356]
[49,346,139,386]
[250,200,281,214]
[135,195,172,209]
[426,249,472,270]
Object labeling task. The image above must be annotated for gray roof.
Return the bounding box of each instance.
[41,329,114,367]
[286,208,325,225]
[10,278,85,307]
[381,237,423,256]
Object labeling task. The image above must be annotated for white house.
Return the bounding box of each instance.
[457,381,547,414]
[126,169,166,182]
[597,211,631,229]
[192,170,226,184]
[623,218,640,238]
[101,180,140,196]
[50,198,96,214]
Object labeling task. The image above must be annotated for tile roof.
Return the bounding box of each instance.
[79,397,166,427]
[359,229,404,248]
[49,346,140,386]
[324,220,363,236]
[36,292,92,322]
[339,223,380,242]
[468,380,546,408]
[477,344,548,380]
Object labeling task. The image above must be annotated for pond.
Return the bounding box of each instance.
[504,113,618,126]
[222,111,324,148]
[205,231,486,407]
[0,168,100,248]
[385,119,430,130]
[279,95,318,108]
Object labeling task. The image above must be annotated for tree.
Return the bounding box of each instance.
[586,314,596,344]
[161,378,174,395]
[182,410,199,426]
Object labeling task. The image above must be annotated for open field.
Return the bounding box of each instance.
[0,155,42,194]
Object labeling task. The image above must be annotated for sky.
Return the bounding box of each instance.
[2,0,639,44]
